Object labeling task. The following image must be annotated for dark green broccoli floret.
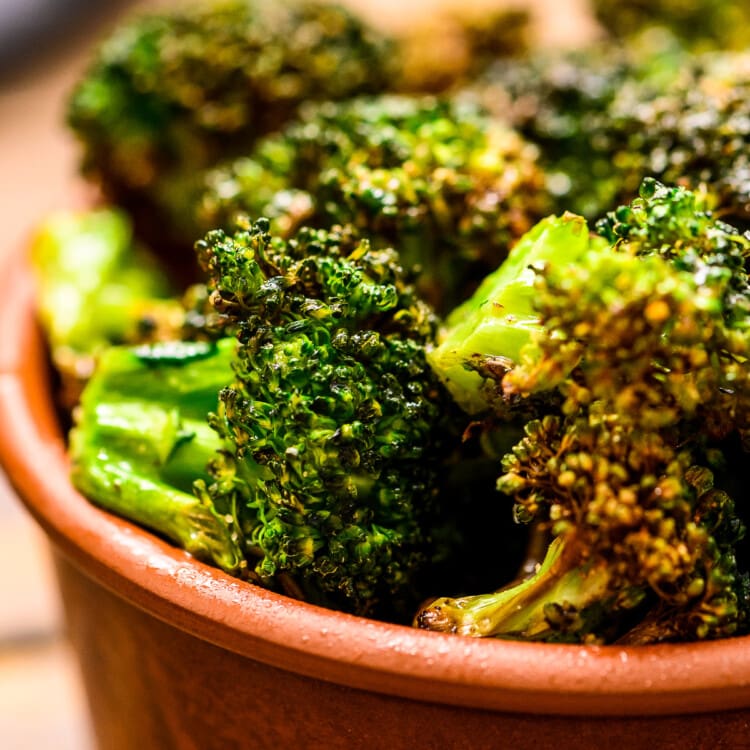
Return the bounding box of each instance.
[67,0,395,252]
[195,219,452,615]
[472,43,750,225]
[600,52,750,228]
[466,37,687,218]
[70,219,453,618]
[184,96,549,312]
[418,182,750,644]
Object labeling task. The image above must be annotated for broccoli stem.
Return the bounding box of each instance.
[416,536,624,640]
[70,338,243,573]
[428,213,606,414]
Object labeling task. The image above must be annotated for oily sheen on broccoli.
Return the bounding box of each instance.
[418,182,750,644]
[70,339,243,572]
[196,220,451,615]
[71,219,451,617]
[185,96,548,311]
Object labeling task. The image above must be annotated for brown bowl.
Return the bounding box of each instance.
[1,251,749,750]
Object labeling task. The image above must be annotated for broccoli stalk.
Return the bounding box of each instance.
[427,212,606,413]
[70,339,244,573]
[419,181,750,644]
[417,535,623,640]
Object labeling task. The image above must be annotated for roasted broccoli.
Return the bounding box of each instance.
[70,338,243,571]
[592,0,750,51]
[30,209,184,405]
[463,41,664,218]
[67,0,395,253]
[49,0,750,642]
[471,43,750,225]
[417,181,750,644]
[180,96,549,311]
[71,219,453,617]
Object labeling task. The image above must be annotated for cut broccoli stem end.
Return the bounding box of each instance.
[71,453,243,573]
[415,536,642,641]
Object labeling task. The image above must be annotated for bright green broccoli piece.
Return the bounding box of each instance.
[67,0,395,251]
[70,338,243,572]
[30,209,180,403]
[427,212,606,414]
[186,96,549,312]
[417,181,750,644]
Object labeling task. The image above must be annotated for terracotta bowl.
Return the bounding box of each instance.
[1,252,749,750]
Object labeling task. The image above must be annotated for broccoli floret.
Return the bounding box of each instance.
[417,181,750,643]
[473,44,750,226]
[592,0,750,52]
[186,96,549,312]
[67,0,395,252]
[427,212,606,414]
[195,219,453,616]
[70,218,453,618]
[466,37,687,219]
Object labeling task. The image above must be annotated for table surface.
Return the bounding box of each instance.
[0,1,590,747]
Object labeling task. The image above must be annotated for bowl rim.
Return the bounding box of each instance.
[1,248,749,718]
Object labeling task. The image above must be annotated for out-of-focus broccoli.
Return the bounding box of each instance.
[417,181,750,643]
[71,219,453,617]
[30,209,182,405]
[592,0,750,51]
[180,96,549,312]
[472,43,750,225]
[466,36,685,218]
[67,0,395,252]
[600,52,750,228]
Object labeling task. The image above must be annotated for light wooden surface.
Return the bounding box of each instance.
[0,2,592,748]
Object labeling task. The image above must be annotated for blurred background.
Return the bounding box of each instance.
[0,0,590,747]
[0,5,135,749]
